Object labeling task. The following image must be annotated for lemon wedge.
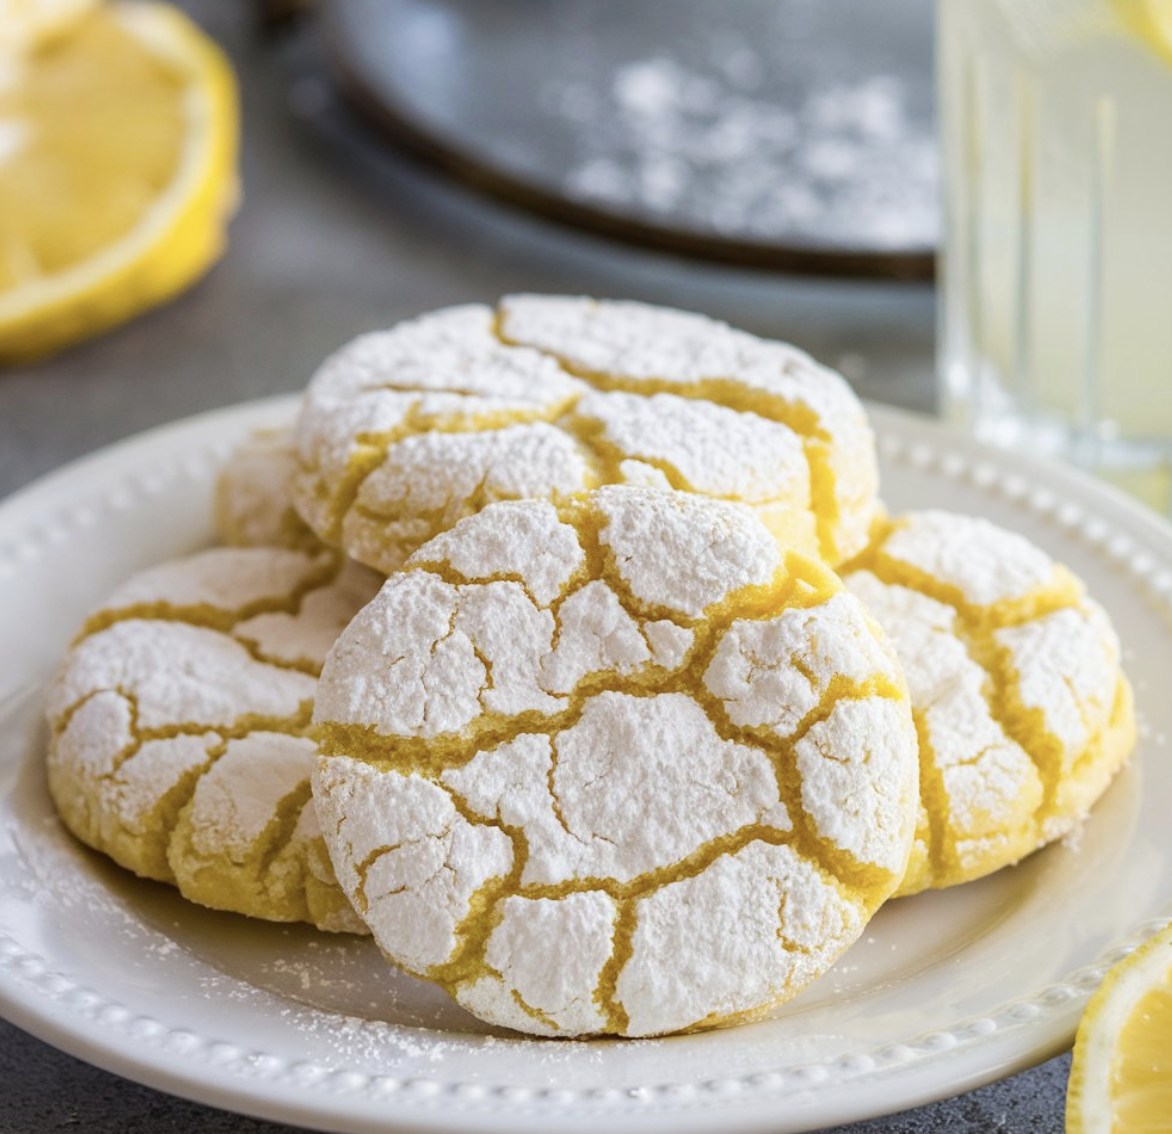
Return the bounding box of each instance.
[0,2,238,363]
[1067,921,1172,1133]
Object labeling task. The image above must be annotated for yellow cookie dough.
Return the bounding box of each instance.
[311,486,918,1037]
[46,547,379,931]
[291,296,879,576]
[842,510,1135,897]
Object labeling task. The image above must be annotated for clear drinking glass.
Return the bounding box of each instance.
[938,0,1172,511]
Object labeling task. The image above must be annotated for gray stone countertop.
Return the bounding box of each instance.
[0,2,1069,1130]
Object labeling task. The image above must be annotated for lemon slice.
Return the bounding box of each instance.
[0,2,238,363]
[1067,921,1172,1133]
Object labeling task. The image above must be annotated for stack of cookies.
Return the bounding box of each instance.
[45,296,1136,1038]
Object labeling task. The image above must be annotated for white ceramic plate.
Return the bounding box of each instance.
[1,397,1170,1134]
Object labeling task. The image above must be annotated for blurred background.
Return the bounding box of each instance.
[5,0,1170,509]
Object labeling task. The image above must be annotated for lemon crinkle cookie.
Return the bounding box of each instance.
[842,510,1135,897]
[291,295,878,575]
[311,486,919,1037]
[214,427,321,551]
[46,546,379,932]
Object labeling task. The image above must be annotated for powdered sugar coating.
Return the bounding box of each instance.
[536,580,652,692]
[845,572,1040,890]
[96,545,330,619]
[595,484,781,618]
[312,760,514,973]
[213,428,321,551]
[314,572,564,741]
[499,295,878,559]
[235,561,383,670]
[996,603,1120,768]
[615,842,862,1036]
[703,593,902,741]
[407,500,584,608]
[46,547,379,932]
[796,698,917,872]
[312,487,918,1037]
[346,425,591,578]
[49,620,315,732]
[292,296,878,573]
[843,510,1135,896]
[574,389,808,504]
[875,511,1057,608]
[457,894,617,1036]
[442,693,791,887]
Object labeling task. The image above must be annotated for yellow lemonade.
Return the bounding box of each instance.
[938,0,1172,511]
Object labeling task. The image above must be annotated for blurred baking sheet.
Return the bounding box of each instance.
[320,0,938,279]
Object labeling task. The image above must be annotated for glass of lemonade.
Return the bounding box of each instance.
[938,0,1172,511]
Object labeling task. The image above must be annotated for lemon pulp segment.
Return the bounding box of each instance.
[1068,923,1172,1134]
[1108,961,1172,1131]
